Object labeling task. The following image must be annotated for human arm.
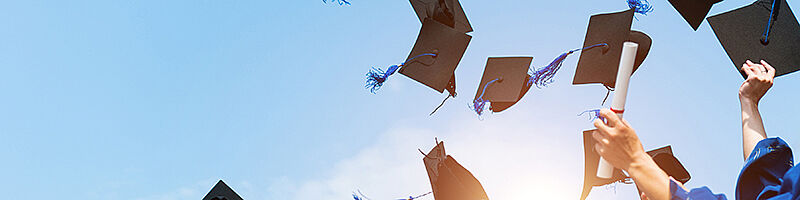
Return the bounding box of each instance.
[739,60,774,160]
[592,109,674,200]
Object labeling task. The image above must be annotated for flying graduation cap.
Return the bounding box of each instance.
[421,140,489,200]
[410,0,473,34]
[471,57,534,116]
[667,0,724,30]
[365,0,472,114]
[574,9,653,90]
[708,0,800,78]
[203,180,244,200]
[580,130,691,200]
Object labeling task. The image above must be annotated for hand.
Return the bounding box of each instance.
[739,60,775,104]
[592,109,648,171]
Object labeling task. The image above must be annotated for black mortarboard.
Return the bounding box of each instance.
[471,57,533,115]
[399,18,472,96]
[410,0,473,33]
[573,10,653,88]
[422,141,489,200]
[203,180,244,200]
[668,0,724,30]
[646,146,691,184]
[580,130,691,200]
[708,0,800,78]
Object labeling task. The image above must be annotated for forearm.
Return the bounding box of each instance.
[628,152,672,200]
[740,97,767,160]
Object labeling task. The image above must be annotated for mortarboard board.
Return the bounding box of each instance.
[580,130,691,200]
[410,0,473,33]
[422,141,489,200]
[203,180,244,200]
[707,0,800,78]
[668,0,724,30]
[646,146,691,184]
[471,57,533,115]
[400,18,472,96]
[573,9,653,88]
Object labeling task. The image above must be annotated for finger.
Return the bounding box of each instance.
[593,130,609,145]
[762,60,776,78]
[746,60,756,66]
[593,121,613,138]
[755,64,767,75]
[640,192,649,200]
[594,144,604,155]
[742,63,756,77]
[593,119,609,130]
[599,109,622,128]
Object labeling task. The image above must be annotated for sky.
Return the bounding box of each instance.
[0,0,798,199]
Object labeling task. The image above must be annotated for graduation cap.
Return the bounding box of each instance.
[471,57,533,116]
[668,0,724,30]
[708,0,800,78]
[410,0,472,33]
[573,9,653,89]
[580,130,691,200]
[421,140,489,200]
[203,180,244,200]
[400,18,471,96]
[365,18,471,114]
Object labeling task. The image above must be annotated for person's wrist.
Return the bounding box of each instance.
[626,151,656,177]
[739,93,759,106]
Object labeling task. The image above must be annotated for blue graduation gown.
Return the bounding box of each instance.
[736,137,800,200]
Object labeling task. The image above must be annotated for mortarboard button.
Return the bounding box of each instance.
[667,0,724,30]
[471,57,534,116]
[573,10,653,88]
[410,0,473,33]
[708,0,800,78]
[203,180,244,200]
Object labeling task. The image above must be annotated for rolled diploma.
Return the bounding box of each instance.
[597,42,639,179]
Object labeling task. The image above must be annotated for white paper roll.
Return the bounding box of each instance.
[597,42,638,179]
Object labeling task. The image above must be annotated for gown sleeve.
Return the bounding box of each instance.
[670,178,727,200]
[735,137,794,200]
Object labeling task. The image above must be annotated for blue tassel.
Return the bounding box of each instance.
[365,53,437,94]
[472,78,501,116]
[628,0,653,15]
[365,65,400,94]
[323,0,351,5]
[579,109,606,122]
[527,43,608,88]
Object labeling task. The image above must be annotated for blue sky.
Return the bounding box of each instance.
[0,0,798,199]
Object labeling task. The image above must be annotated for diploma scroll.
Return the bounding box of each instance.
[597,42,639,179]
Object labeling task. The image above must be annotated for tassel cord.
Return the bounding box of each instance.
[762,0,780,44]
[528,43,608,88]
[471,78,501,116]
